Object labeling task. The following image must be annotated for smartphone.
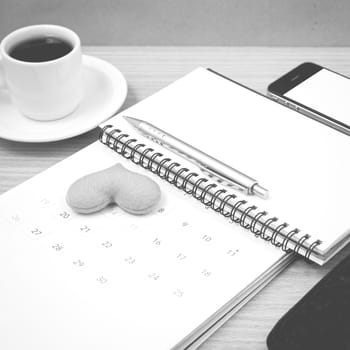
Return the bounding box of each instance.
[267,62,350,136]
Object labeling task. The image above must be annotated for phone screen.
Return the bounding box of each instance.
[284,68,350,127]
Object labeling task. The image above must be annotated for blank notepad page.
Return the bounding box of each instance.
[127,68,350,255]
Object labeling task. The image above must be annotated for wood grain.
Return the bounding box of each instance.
[1,47,350,349]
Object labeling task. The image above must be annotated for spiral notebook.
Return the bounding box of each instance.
[99,67,350,265]
[0,67,349,349]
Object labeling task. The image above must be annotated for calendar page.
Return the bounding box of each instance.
[0,141,286,350]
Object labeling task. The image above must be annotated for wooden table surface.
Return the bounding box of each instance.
[1,47,350,349]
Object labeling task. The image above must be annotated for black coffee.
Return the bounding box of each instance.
[9,36,73,62]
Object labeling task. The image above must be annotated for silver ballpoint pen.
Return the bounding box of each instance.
[123,116,269,199]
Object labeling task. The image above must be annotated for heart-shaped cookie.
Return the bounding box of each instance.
[66,163,161,215]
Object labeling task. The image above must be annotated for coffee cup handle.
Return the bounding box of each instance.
[0,57,6,89]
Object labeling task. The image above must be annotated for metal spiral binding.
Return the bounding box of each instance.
[99,125,322,261]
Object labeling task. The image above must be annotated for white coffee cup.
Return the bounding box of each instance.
[0,24,82,121]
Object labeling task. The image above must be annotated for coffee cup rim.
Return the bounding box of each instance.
[0,24,81,66]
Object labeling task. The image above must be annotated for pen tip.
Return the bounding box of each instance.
[123,116,142,128]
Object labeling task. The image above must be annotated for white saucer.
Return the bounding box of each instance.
[0,55,127,142]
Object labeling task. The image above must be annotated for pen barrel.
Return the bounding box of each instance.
[203,162,257,194]
[141,122,259,195]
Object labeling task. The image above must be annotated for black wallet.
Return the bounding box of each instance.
[267,253,350,350]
